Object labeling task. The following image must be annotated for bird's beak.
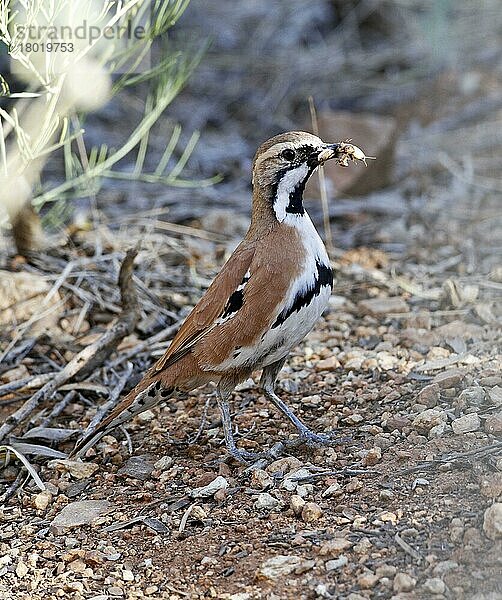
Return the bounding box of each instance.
[317,142,373,166]
[317,144,341,164]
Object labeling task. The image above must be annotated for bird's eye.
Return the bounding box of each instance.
[281,148,296,161]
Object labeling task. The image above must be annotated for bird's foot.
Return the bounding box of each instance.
[226,446,261,464]
[297,427,350,449]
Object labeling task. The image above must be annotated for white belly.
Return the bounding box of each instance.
[215,212,332,371]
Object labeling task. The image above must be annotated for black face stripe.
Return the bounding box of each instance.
[272,261,333,328]
[285,165,316,215]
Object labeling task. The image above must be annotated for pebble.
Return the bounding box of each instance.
[358,297,409,316]
[34,490,52,511]
[325,555,348,571]
[412,409,447,433]
[451,413,480,434]
[488,386,502,406]
[376,564,397,578]
[417,383,440,407]
[483,503,502,540]
[433,369,465,389]
[429,422,451,438]
[122,569,134,581]
[322,482,342,497]
[256,555,304,580]
[266,457,301,475]
[15,560,28,578]
[50,459,99,480]
[51,500,112,530]
[290,495,305,516]
[362,447,382,466]
[191,475,229,498]
[423,578,446,595]
[154,456,173,471]
[458,387,485,407]
[301,502,323,523]
[358,570,379,589]
[250,469,273,490]
[484,412,502,434]
[254,493,279,510]
[316,356,341,371]
[137,409,155,422]
[318,538,352,556]
[118,457,154,481]
[393,572,416,592]
[108,586,124,596]
[282,468,311,491]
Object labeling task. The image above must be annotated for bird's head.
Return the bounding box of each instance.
[251,131,367,225]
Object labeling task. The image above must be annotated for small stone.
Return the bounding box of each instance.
[451,413,480,434]
[362,447,381,466]
[358,297,409,316]
[118,456,154,481]
[281,468,311,491]
[393,572,416,592]
[432,560,458,576]
[191,475,229,498]
[266,456,301,475]
[295,483,313,498]
[483,503,502,539]
[379,489,395,501]
[412,409,446,434]
[322,482,342,497]
[423,578,446,595]
[433,369,465,389]
[145,586,158,595]
[137,410,155,422]
[153,456,173,471]
[417,383,440,407]
[488,386,502,406]
[325,555,348,571]
[429,422,450,438]
[254,493,279,510]
[15,560,28,578]
[484,412,502,434]
[290,495,305,516]
[257,555,303,580]
[250,469,273,490]
[319,538,352,556]
[108,587,124,596]
[301,502,322,523]
[50,459,99,480]
[358,571,379,589]
[68,558,86,573]
[376,564,397,578]
[51,500,112,529]
[316,356,341,371]
[458,387,485,407]
[122,569,134,581]
[34,490,52,511]
[480,474,502,499]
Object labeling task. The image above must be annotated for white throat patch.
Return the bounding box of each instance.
[273,164,309,222]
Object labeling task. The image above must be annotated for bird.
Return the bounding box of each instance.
[72,131,369,462]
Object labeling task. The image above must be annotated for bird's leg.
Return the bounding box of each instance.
[216,378,259,463]
[260,357,332,447]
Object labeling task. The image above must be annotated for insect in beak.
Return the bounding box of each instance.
[318,142,375,167]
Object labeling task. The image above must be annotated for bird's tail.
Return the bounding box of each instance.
[70,376,174,459]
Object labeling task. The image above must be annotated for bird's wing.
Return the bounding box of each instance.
[153,240,256,372]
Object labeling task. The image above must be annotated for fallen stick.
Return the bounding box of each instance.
[0,248,139,443]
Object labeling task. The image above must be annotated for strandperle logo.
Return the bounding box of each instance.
[12,20,147,44]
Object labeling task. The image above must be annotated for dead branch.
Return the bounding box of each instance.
[0,248,140,444]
